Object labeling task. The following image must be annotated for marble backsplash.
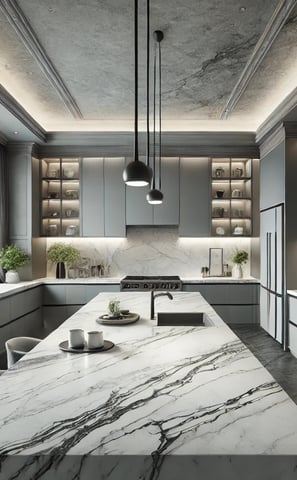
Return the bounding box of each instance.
[46,228,252,278]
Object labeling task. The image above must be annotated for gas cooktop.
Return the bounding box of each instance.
[120,275,182,291]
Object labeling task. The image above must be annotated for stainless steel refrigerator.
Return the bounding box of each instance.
[260,204,284,344]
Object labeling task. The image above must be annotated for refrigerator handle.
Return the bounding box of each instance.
[268,232,272,290]
[266,232,269,288]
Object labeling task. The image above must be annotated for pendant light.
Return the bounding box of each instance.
[123,0,152,187]
[147,30,164,205]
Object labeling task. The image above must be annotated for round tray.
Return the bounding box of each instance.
[59,339,114,353]
[97,312,140,325]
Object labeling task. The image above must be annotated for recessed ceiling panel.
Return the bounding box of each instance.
[0,0,289,132]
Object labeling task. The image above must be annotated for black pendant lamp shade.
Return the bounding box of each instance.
[122,0,152,187]
[123,160,152,187]
[146,188,163,204]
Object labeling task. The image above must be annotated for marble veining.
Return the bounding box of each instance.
[1,292,297,479]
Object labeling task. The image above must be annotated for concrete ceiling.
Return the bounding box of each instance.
[0,0,297,141]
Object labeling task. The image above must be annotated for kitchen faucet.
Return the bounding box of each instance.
[150,290,173,320]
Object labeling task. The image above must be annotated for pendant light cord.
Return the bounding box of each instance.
[158,37,162,191]
[134,0,139,162]
[153,40,157,189]
[146,0,150,168]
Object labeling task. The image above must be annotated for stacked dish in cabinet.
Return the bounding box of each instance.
[211,158,252,237]
[40,158,80,237]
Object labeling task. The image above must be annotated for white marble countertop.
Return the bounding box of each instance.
[1,291,297,478]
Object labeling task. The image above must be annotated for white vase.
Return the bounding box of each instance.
[5,270,20,284]
[232,264,243,279]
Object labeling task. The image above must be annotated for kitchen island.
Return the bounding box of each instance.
[1,291,297,479]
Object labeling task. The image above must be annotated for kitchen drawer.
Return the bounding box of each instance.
[65,285,86,305]
[0,298,10,326]
[86,284,120,302]
[0,307,43,353]
[43,285,66,305]
[288,295,297,326]
[183,284,259,305]
[10,287,42,320]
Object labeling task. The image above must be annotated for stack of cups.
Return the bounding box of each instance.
[68,329,104,349]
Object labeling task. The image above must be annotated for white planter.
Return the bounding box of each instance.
[5,270,20,284]
[232,264,243,279]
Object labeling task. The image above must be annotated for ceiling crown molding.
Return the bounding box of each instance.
[37,131,259,158]
[221,0,297,119]
[0,0,83,119]
[0,85,46,142]
[256,86,297,143]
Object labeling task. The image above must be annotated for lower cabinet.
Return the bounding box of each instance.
[288,294,297,358]
[0,286,43,369]
[182,283,259,324]
[42,284,120,333]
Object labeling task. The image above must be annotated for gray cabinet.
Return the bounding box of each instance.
[126,157,179,226]
[153,157,179,225]
[7,145,46,279]
[260,141,285,210]
[81,157,105,236]
[179,157,210,236]
[42,283,120,332]
[182,283,259,324]
[86,284,120,301]
[0,287,43,366]
[104,157,126,236]
[81,157,125,237]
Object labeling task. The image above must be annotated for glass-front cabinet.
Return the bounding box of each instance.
[211,158,252,237]
[40,158,80,237]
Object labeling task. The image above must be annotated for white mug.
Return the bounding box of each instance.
[68,329,85,349]
[85,331,104,349]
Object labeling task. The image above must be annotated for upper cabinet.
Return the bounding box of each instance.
[41,157,126,237]
[179,157,210,237]
[81,157,126,237]
[40,158,80,237]
[211,158,253,237]
[260,141,285,210]
[126,157,179,226]
[39,155,256,238]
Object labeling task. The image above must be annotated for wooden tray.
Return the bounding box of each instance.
[59,339,114,353]
[97,312,140,325]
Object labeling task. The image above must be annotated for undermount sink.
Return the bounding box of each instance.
[156,312,212,326]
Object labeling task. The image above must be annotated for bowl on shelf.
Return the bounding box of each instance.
[65,225,78,236]
[64,189,79,199]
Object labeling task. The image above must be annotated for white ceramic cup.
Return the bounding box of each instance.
[85,331,104,349]
[68,329,85,349]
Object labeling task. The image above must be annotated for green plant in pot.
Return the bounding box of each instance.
[231,249,248,279]
[47,243,80,279]
[0,244,30,283]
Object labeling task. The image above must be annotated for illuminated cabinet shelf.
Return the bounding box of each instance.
[211,158,253,237]
[40,158,80,237]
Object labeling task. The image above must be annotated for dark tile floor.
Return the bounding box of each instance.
[231,324,297,403]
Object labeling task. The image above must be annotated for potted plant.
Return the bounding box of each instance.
[47,243,80,278]
[231,249,248,279]
[0,244,30,283]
